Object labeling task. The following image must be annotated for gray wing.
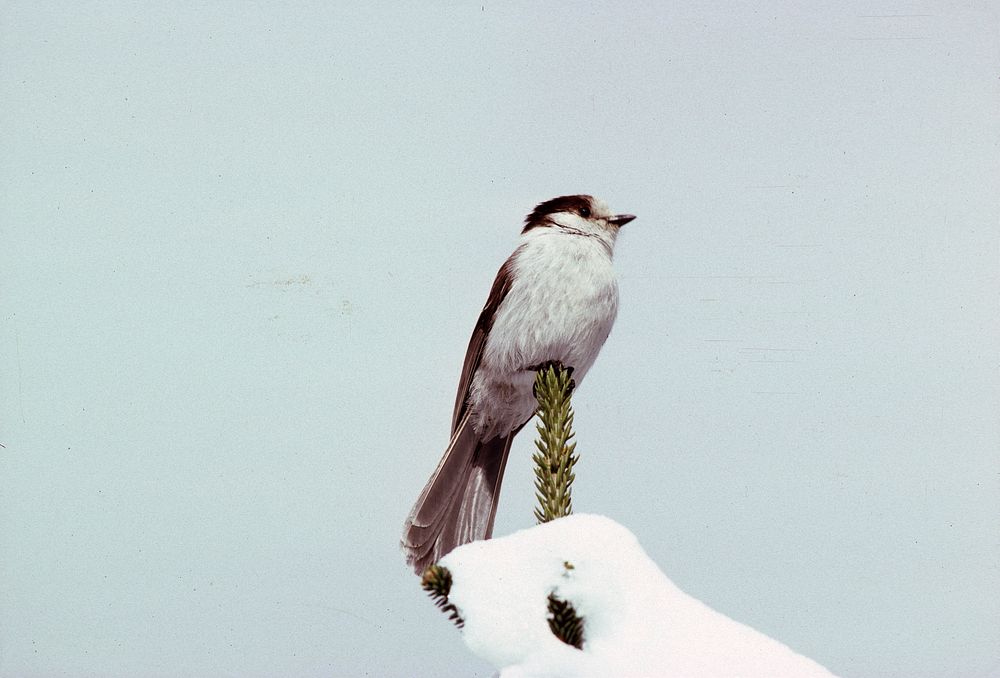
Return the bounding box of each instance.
[450,248,520,434]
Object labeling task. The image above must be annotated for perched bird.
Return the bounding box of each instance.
[402,195,634,574]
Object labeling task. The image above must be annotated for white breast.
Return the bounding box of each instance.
[468,232,619,438]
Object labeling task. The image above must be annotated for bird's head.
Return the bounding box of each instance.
[521,195,635,245]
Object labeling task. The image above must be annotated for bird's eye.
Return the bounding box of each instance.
[579,206,591,218]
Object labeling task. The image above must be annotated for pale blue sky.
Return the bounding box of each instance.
[2,2,997,677]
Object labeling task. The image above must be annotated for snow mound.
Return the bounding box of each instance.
[440,514,837,678]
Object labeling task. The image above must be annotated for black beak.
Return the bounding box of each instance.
[608,214,636,227]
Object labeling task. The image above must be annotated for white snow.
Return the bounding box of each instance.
[440,514,838,678]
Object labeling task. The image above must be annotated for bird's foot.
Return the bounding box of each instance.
[530,361,576,397]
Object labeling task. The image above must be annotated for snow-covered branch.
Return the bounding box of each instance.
[441,515,837,678]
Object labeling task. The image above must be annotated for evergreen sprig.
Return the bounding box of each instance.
[532,363,579,523]
[421,564,463,628]
[547,592,584,649]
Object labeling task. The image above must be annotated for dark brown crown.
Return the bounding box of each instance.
[522,195,594,234]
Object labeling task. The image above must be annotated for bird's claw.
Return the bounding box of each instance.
[530,361,576,397]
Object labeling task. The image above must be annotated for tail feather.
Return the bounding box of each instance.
[402,413,513,574]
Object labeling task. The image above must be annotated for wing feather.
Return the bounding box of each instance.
[450,247,521,434]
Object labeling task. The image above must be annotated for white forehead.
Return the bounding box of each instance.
[589,197,612,218]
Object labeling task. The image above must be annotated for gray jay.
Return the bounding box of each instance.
[402,194,634,574]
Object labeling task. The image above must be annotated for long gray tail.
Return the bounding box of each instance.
[402,412,513,575]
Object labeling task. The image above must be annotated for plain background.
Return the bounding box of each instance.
[2,2,998,677]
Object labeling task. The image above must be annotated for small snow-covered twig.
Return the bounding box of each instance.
[421,564,463,628]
